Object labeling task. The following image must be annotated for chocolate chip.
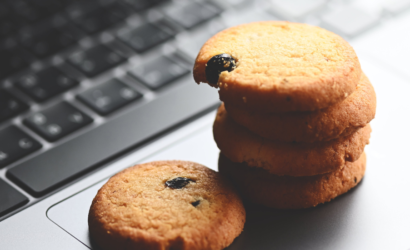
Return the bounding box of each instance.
[354,177,357,183]
[205,53,236,86]
[165,177,195,189]
[191,200,200,207]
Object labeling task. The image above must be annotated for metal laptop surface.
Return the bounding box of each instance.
[2,0,410,249]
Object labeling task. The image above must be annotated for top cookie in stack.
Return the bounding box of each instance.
[193,21,376,209]
[194,21,361,114]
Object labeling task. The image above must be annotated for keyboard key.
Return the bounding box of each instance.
[0,90,28,123]
[0,179,28,217]
[23,102,93,142]
[33,0,68,12]
[122,0,167,11]
[15,67,78,102]
[164,2,222,29]
[0,2,9,19]
[128,55,189,89]
[269,0,326,19]
[7,80,219,197]
[0,17,23,38]
[321,6,379,37]
[118,21,176,53]
[0,126,42,168]
[8,0,50,22]
[78,79,141,115]
[65,0,102,20]
[72,3,129,34]
[0,40,31,79]
[68,44,126,77]
[19,24,81,58]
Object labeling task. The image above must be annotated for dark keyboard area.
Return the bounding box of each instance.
[7,82,218,197]
[0,179,28,217]
[128,55,190,90]
[68,44,126,77]
[23,102,93,142]
[77,78,141,115]
[117,21,177,53]
[0,90,28,123]
[0,0,227,219]
[15,67,78,102]
[0,126,42,169]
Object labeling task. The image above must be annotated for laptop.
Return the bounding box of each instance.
[1,0,409,249]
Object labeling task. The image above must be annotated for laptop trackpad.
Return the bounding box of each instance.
[47,125,220,249]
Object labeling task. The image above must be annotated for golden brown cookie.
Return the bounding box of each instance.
[88,161,246,250]
[225,73,376,142]
[194,21,361,113]
[213,105,371,176]
[218,152,367,209]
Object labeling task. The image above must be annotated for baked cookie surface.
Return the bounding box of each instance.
[225,73,376,142]
[88,161,245,250]
[218,152,367,209]
[213,105,371,176]
[194,21,361,113]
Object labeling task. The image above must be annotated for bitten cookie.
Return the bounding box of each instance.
[225,73,376,143]
[213,105,371,176]
[218,152,367,209]
[88,161,246,250]
[194,21,361,113]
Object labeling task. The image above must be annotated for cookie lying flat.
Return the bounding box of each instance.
[213,105,371,176]
[225,73,376,143]
[194,21,361,113]
[88,161,245,250]
[218,152,366,209]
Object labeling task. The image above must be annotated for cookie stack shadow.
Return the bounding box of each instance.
[214,73,376,209]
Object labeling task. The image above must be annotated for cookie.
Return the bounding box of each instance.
[88,161,246,250]
[194,21,361,113]
[213,105,371,176]
[218,152,367,209]
[225,73,376,142]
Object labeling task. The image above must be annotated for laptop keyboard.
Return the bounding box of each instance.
[1,0,410,219]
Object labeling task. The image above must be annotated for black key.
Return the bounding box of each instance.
[0,3,9,19]
[0,17,22,38]
[7,80,219,197]
[122,0,167,11]
[0,90,28,123]
[68,45,126,77]
[0,49,30,79]
[65,0,112,20]
[23,102,93,142]
[15,67,78,102]
[0,126,42,168]
[118,21,176,53]
[0,40,31,79]
[128,55,189,89]
[165,2,222,29]
[8,0,50,22]
[78,79,141,115]
[72,3,129,34]
[0,179,28,217]
[32,0,67,12]
[19,24,81,58]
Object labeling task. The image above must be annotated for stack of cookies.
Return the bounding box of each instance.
[193,21,376,209]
